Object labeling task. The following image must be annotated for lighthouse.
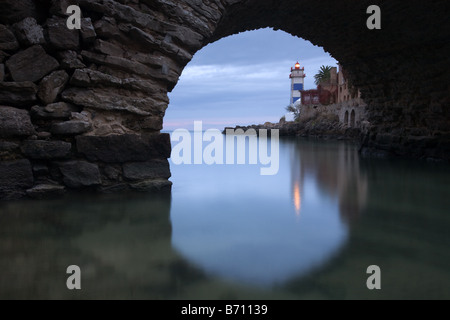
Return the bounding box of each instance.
[289,61,306,105]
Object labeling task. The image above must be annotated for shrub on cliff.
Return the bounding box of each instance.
[286,104,301,121]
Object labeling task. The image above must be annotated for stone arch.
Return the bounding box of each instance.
[0,0,449,200]
[350,110,356,128]
[173,0,450,161]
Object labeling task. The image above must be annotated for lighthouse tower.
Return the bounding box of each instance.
[289,61,306,105]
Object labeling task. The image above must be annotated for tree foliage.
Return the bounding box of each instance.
[314,65,333,86]
[286,104,301,121]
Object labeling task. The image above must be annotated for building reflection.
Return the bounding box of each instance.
[288,138,368,223]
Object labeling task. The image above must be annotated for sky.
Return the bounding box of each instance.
[164,28,337,131]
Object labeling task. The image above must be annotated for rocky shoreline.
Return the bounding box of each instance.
[224,114,450,162]
[224,114,361,141]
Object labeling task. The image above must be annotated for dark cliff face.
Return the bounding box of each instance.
[0,0,449,200]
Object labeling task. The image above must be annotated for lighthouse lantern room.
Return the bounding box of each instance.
[289,61,306,105]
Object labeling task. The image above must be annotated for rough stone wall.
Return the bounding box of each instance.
[300,99,367,129]
[0,0,449,200]
[0,0,200,199]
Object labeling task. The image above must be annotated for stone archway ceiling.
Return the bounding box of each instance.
[0,0,449,200]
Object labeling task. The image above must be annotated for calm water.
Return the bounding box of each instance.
[0,137,449,299]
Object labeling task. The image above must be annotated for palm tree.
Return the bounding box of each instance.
[314,65,333,85]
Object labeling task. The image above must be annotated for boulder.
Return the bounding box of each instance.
[81,1,157,31]
[61,87,166,116]
[57,50,86,69]
[0,141,19,152]
[50,0,80,17]
[31,102,78,120]
[0,159,34,199]
[0,50,9,63]
[0,141,19,162]
[0,25,19,51]
[26,184,66,199]
[81,50,180,83]
[32,164,49,176]
[80,50,150,77]
[38,70,69,105]
[58,161,101,188]
[93,16,120,38]
[99,183,130,194]
[123,160,171,181]
[51,121,92,135]
[45,102,78,115]
[125,26,158,48]
[140,116,163,131]
[70,68,167,98]
[0,106,35,138]
[21,140,72,159]
[70,111,89,122]
[81,18,96,43]
[129,179,172,193]
[0,64,4,81]
[47,17,80,50]
[166,24,203,51]
[13,17,45,46]
[0,0,39,25]
[0,82,38,106]
[103,165,121,180]
[76,134,171,163]
[70,68,121,87]
[93,39,124,57]
[37,131,52,139]
[0,159,33,187]
[6,45,59,82]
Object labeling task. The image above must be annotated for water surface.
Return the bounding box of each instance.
[0,137,449,299]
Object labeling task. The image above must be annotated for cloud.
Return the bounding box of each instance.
[180,63,285,81]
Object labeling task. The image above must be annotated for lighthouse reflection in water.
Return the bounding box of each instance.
[170,137,366,286]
